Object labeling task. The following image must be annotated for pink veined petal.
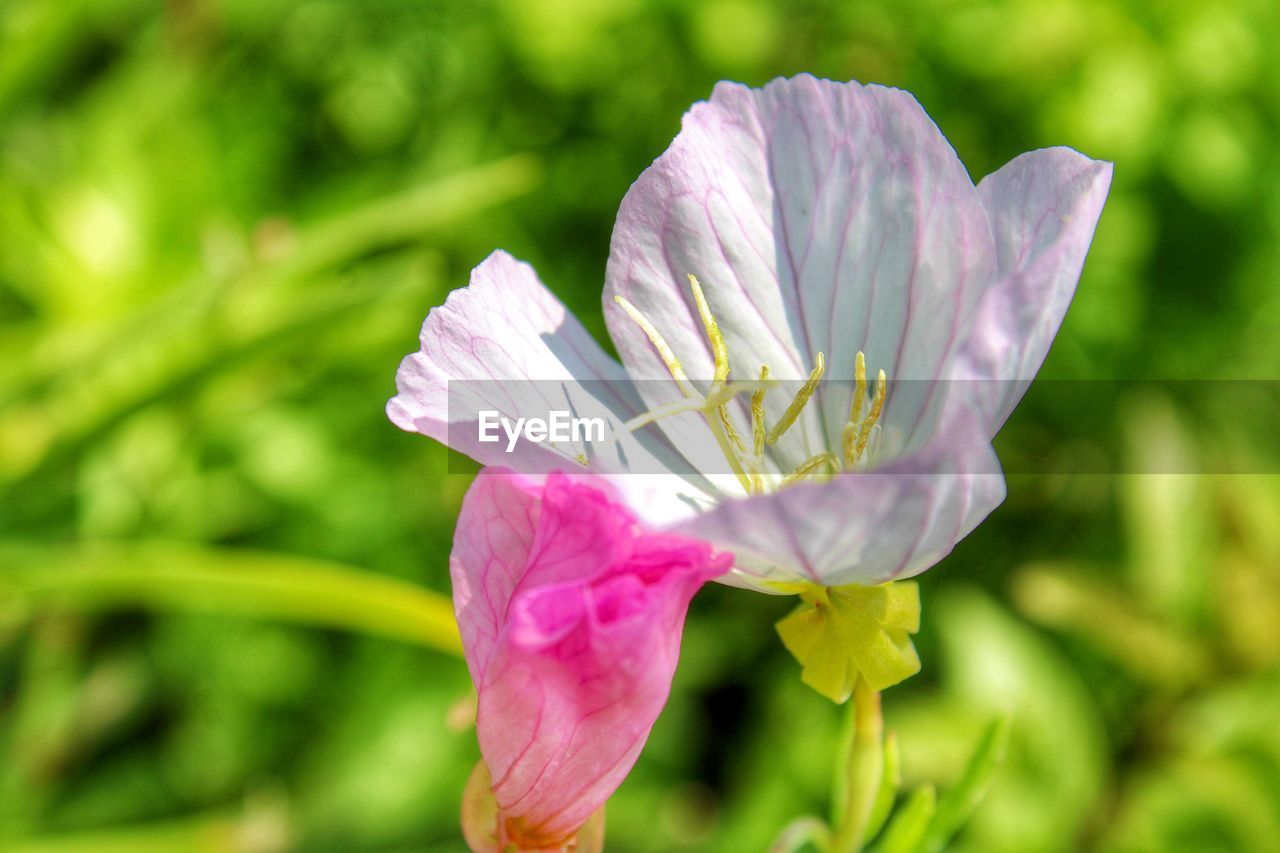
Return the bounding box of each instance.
[449,467,543,684]
[450,470,730,848]
[961,148,1113,432]
[388,250,642,473]
[672,406,1005,588]
[517,472,635,590]
[603,74,996,470]
[389,250,717,522]
[450,470,638,681]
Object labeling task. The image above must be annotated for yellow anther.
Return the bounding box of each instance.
[688,274,729,385]
[688,274,749,463]
[575,452,589,467]
[841,423,857,465]
[718,404,747,454]
[843,351,868,464]
[613,295,695,398]
[854,369,887,461]
[752,365,769,457]
[780,452,839,488]
[851,351,867,422]
[766,352,825,446]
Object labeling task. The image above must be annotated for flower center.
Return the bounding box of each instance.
[615,274,888,495]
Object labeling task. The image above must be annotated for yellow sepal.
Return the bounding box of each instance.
[776,581,921,702]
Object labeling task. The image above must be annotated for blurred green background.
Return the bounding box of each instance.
[2,0,1279,850]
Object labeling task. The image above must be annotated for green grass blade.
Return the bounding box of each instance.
[1,542,461,655]
[921,716,1011,853]
[870,785,936,853]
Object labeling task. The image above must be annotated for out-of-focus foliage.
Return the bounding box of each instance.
[1,1,1277,851]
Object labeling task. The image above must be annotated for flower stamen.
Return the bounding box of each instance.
[842,351,886,467]
[689,274,749,456]
[614,287,755,492]
[621,398,704,432]
[688,275,729,386]
[752,365,769,458]
[613,295,696,398]
[855,370,886,461]
[766,352,825,446]
[780,452,839,488]
[718,403,748,454]
[617,276,889,493]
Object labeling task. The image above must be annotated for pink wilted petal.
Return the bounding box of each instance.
[451,470,730,850]
[962,148,1113,430]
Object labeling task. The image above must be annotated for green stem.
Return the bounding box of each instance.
[830,677,883,853]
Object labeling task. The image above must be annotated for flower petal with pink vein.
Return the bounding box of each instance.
[451,469,730,849]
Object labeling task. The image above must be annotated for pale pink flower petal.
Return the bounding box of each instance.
[389,249,720,524]
[451,470,730,849]
[674,406,1005,588]
[388,250,642,474]
[962,148,1114,430]
[604,75,997,469]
